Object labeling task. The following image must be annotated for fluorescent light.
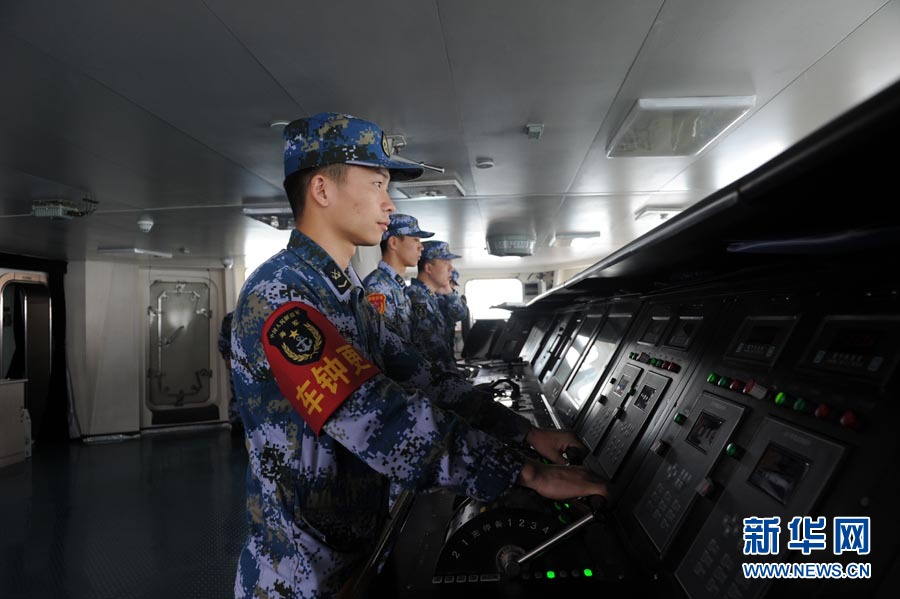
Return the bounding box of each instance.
[607,96,755,157]
[241,206,292,215]
[550,231,602,247]
[634,205,684,222]
[97,246,173,258]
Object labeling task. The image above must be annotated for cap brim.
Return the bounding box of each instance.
[411,229,435,238]
[346,154,424,181]
[443,252,462,260]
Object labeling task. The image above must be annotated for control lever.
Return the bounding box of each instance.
[489,378,521,398]
[563,445,588,466]
[498,495,609,579]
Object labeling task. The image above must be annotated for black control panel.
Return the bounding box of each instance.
[383,280,900,599]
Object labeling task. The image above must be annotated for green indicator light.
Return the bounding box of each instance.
[717,376,730,387]
[564,502,570,509]
[553,502,562,511]
[674,413,687,425]
[558,514,568,524]
[546,571,556,580]
[775,391,786,405]
[793,399,807,412]
[583,569,593,577]
[725,443,737,457]
[707,372,718,383]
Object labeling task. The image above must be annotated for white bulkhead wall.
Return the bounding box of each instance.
[65,261,233,436]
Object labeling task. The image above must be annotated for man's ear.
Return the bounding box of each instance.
[308,173,330,208]
[387,236,401,252]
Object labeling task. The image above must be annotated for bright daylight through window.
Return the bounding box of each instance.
[464,278,523,320]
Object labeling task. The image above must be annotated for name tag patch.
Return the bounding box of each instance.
[262,302,380,434]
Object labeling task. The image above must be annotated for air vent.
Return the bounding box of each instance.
[486,233,535,257]
[392,179,465,200]
[32,198,98,219]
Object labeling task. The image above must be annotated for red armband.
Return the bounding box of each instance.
[262,302,380,435]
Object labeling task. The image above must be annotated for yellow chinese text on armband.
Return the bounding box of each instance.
[262,302,380,435]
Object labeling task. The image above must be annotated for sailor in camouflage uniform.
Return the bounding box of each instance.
[407,241,463,370]
[231,112,606,598]
[362,214,433,341]
[438,268,468,350]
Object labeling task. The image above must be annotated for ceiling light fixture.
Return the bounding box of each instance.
[97,246,173,259]
[607,96,755,157]
[393,179,466,200]
[550,231,602,247]
[634,205,684,221]
[475,157,495,169]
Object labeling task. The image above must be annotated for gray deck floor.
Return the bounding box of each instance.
[0,429,248,598]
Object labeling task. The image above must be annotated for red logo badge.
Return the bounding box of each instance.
[367,293,387,315]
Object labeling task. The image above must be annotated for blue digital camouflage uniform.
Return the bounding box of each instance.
[363,260,414,341]
[232,230,533,598]
[362,214,433,342]
[407,241,462,370]
[438,291,468,349]
[407,277,459,370]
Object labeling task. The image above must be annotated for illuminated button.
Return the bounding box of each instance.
[840,410,859,430]
[728,380,744,391]
[742,379,768,400]
[792,398,808,412]
[814,404,832,419]
[563,502,570,509]
[707,372,719,383]
[546,571,556,580]
[717,376,731,387]
[584,569,594,578]
[553,502,563,511]
[667,362,680,373]
[774,391,787,406]
[725,443,739,457]
[674,413,687,425]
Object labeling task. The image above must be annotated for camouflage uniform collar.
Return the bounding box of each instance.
[377,261,407,289]
[286,229,356,297]
[410,277,435,298]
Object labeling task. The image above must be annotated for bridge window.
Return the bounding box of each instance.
[464,279,523,320]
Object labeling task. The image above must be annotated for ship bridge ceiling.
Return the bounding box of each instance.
[1,0,899,273]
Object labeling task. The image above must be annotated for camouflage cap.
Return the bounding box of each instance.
[382,214,435,241]
[421,240,461,261]
[283,113,424,181]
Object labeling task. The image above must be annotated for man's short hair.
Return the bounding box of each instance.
[283,163,348,219]
[380,234,406,255]
[417,258,430,273]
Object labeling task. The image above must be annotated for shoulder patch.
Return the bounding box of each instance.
[413,303,427,319]
[367,292,387,315]
[262,302,380,435]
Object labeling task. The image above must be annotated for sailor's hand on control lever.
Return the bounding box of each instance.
[525,428,586,465]
[517,460,608,501]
